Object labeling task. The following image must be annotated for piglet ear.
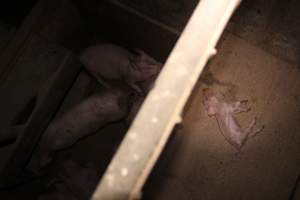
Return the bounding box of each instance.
[134,48,162,66]
[134,48,146,56]
[134,48,156,62]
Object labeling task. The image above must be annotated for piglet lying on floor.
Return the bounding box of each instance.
[80,44,162,95]
[35,86,133,168]
[203,88,263,151]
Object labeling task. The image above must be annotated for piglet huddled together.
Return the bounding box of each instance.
[79,44,162,95]
[33,44,162,169]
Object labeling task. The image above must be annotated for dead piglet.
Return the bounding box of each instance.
[36,87,132,167]
[79,44,162,94]
[203,88,263,151]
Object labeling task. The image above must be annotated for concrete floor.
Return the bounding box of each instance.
[0,0,299,199]
[142,32,300,200]
[141,1,300,199]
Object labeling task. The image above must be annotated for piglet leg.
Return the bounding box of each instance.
[128,81,144,96]
[230,100,250,113]
[231,101,263,139]
[245,118,264,138]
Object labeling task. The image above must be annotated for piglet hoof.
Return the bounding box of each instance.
[250,124,264,138]
[233,142,243,153]
[130,83,144,97]
[246,118,264,138]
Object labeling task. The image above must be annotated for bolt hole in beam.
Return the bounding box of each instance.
[92,0,242,199]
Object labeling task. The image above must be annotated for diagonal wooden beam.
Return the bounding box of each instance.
[92,0,242,199]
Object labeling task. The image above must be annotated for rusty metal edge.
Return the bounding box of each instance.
[92,0,242,199]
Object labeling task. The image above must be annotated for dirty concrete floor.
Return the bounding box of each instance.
[0,0,299,199]
[142,32,300,200]
[139,1,300,199]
